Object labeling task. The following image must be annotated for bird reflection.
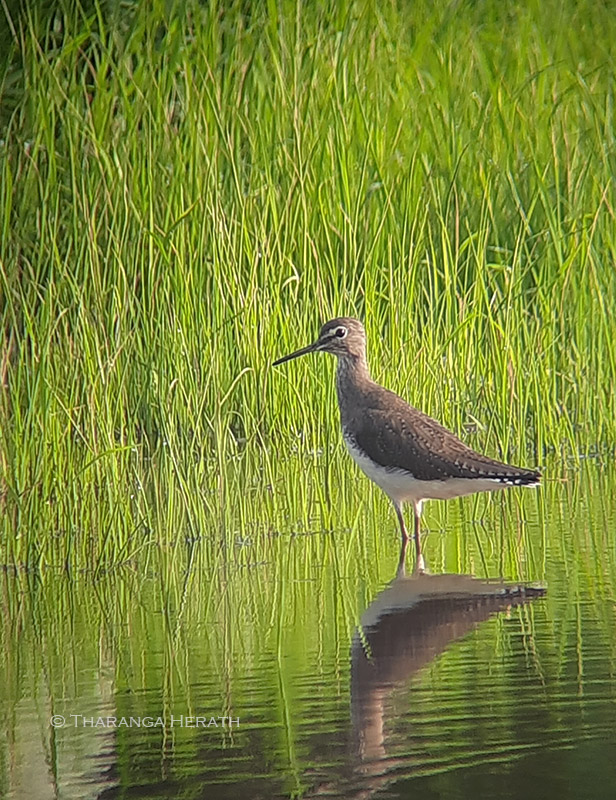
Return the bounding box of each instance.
[351,541,545,770]
[303,541,545,799]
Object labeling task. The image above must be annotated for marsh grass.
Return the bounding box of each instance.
[1,0,615,568]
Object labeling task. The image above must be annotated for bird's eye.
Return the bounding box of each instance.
[335,327,347,339]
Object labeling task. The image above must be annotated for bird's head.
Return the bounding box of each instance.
[273,317,367,366]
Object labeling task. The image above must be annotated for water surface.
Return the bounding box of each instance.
[1,461,615,799]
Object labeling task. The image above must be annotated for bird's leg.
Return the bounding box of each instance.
[413,501,426,573]
[396,536,408,578]
[393,500,425,573]
[393,501,409,543]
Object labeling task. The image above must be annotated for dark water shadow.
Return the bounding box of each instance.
[307,540,546,799]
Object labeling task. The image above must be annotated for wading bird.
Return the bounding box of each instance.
[273,318,541,570]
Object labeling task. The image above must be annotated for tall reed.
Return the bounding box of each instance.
[1,0,614,567]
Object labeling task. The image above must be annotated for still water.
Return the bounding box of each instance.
[1,460,615,799]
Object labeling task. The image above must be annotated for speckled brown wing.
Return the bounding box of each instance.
[347,390,541,485]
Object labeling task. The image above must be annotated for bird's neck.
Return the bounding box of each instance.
[335,353,372,409]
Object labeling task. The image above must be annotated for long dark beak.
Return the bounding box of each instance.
[272,341,320,366]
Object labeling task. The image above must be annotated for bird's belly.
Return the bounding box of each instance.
[344,438,504,503]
